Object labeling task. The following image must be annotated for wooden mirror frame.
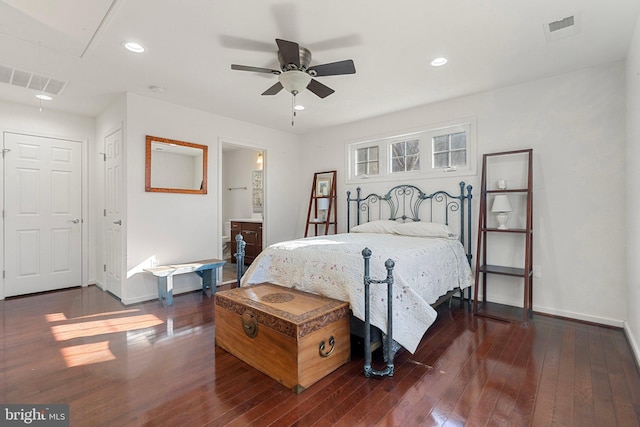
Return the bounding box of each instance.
[145,135,208,194]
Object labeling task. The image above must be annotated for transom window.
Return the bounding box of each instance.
[347,117,476,182]
[355,146,379,176]
[433,132,467,170]
[391,139,420,173]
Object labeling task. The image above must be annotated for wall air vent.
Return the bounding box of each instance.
[543,13,581,42]
[0,64,67,95]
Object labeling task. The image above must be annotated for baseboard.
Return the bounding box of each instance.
[533,305,624,328]
[623,322,640,371]
[121,284,216,306]
[478,295,625,328]
[92,280,105,291]
[122,294,158,305]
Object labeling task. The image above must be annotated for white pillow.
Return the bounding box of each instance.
[350,220,399,234]
[393,221,456,239]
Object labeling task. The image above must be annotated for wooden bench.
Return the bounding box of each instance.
[144,258,226,306]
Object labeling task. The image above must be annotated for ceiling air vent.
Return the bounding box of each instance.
[548,16,575,33]
[0,64,67,95]
[0,64,13,84]
[543,14,581,42]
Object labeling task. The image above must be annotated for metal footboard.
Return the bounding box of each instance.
[362,248,395,378]
[234,234,246,285]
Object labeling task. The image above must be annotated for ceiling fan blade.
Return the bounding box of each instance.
[262,82,283,96]
[231,64,281,74]
[307,79,335,98]
[276,38,300,68]
[307,34,362,52]
[220,35,274,52]
[309,60,356,77]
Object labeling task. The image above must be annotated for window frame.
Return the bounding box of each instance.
[355,145,380,177]
[346,117,477,183]
[390,138,421,174]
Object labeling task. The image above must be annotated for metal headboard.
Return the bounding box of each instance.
[347,181,473,264]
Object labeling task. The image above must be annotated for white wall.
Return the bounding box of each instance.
[625,14,640,366]
[301,61,627,327]
[122,93,300,304]
[0,101,96,298]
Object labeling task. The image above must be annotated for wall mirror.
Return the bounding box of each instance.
[145,135,208,194]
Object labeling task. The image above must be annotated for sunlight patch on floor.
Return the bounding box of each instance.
[50,314,164,341]
[45,309,141,322]
[59,341,116,368]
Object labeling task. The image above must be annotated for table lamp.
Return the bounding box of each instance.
[317,197,330,221]
[491,195,512,230]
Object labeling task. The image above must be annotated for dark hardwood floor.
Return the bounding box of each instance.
[1,285,639,426]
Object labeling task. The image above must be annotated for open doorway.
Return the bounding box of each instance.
[219,141,265,284]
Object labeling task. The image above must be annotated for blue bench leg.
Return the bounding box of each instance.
[197,268,217,296]
[158,277,167,304]
[166,276,174,306]
[157,276,174,306]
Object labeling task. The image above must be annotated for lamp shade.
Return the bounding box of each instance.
[279,70,312,94]
[491,195,512,213]
[317,197,330,210]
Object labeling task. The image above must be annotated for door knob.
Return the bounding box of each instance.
[69,218,80,224]
[113,220,122,225]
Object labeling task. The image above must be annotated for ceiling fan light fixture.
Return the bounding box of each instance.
[35,94,52,100]
[278,70,311,94]
[294,104,305,111]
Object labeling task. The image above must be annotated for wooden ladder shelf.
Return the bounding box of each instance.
[473,149,534,325]
[305,170,337,237]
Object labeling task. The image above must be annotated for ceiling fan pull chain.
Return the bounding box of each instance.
[291,92,296,126]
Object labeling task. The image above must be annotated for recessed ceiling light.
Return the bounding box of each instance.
[294,105,305,111]
[148,85,165,93]
[430,57,448,67]
[123,41,145,53]
[35,94,52,100]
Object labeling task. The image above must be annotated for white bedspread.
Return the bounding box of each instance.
[240,232,472,353]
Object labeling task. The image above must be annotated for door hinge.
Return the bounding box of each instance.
[104,209,106,217]
[2,271,5,279]
[100,152,106,161]
[104,264,107,272]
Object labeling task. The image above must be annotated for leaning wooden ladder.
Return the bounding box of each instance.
[474,149,534,324]
[305,170,337,237]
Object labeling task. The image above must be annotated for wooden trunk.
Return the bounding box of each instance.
[215,283,350,393]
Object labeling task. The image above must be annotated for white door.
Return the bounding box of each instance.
[104,128,124,297]
[4,132,82,297]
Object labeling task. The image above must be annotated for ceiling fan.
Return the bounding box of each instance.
[231,38,356,99]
